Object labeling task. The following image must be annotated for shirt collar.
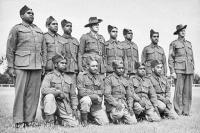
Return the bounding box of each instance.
[53,69,64,77]
[48,31,58,37]
[62,33,72,39]
[178,37,186,42]
[109,38,118,44]
[150,43,159,48]
[22,21,34,28]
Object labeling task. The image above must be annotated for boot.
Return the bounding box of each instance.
[44,115,55,126]
[81,113,88,127]
[164,108,176,119]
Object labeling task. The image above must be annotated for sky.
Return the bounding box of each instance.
[0,0,200,75]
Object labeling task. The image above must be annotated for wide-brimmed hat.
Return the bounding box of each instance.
[84,17,102,27]
[174,24,187,35]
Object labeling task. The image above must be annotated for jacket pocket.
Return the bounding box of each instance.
[14,51,30,66]
[174,59,185,70]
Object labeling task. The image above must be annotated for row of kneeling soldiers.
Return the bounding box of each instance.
[6,5,194,128]
[40,54,178,127]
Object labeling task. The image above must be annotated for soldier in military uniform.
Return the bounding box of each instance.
[104,60,137,124]
[168,24,194,116]
[61,19,79,83]
[77,57,109,126]
[78,17,106,74]
[105,25,127,74]
[129,62,161,122]
[6,5,47,128]
[121,28,139,77]
[149,60,177,119]
[41,55,79,127]
[44,16,65,74]
[141,29,167,76]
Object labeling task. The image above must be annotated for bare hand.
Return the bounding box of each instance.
[171,72,177,79]
[8,67,16,77]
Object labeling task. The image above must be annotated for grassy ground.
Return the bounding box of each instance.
[0,87,200,133]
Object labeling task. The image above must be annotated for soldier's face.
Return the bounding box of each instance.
[21,10,34,24]
[125,32,133,41]
[137,65,146,77]
[63,23,72,34]
[91,24,99,33]
[115,63,124,76]
[178,29,185,37]
[48,20,58,33]
[151,33,159,44]
[110,28,118,39]
[153,64,163,76]
[56,59,67,72]
[88,61,98,74]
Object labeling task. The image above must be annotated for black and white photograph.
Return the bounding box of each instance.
[0,0,200,132]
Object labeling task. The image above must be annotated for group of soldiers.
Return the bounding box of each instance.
[6,5,194,128]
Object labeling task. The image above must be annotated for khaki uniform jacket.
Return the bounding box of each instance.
[77,71,104,98]
[141,44,167,75]
[44,32,65,71]
[129,75,158,110]
[104,73,132,112]
[6,22,47,69]
[168,38,194,74]
[40,69,78,111]
[149,74,171,104]
[78,32,106,73]
[121,40,139,74]
[62,34,79,73]
[105,39,127,73]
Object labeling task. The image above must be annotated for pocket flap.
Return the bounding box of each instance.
[15,51,31,56]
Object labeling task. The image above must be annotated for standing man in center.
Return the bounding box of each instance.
[61,19,79,83]
[121,28,139,77]
[105,25,127,75]
[141,29,167,76]
[79,17,106,75]
[44,16,65,75]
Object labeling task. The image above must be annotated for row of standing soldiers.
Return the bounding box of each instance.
[6,5,194,128]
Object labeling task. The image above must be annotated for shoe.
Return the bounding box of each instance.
[15,122,25,128]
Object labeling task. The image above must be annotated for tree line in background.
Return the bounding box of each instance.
[0,56,200,84]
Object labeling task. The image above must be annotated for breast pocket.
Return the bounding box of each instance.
[157,49,164,60]
[18,29,32,42]
[141,83,149,94]
[175,43,185,56]
[34,30,43,43]
[106,45,115,56]
[50,79,62,90]
[63,79,72,94]
[116,46,124,57]
[146,49,154,61]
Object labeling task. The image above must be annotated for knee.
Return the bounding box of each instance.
[43,94,57,115]
[80,96,92,112]
[157,100,166,112]
[134,102,143,114]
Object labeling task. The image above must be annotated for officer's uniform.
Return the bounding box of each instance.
[168,38,194,115]
[104,73,137,124]
[77,71,109,125]
[121,40,139,75]
[78,32,106,74]
[129,75,161,122]
[40,70,79,127]
[6,22,47,123]
[141,44,167,76]
[105,39,127,73]
[44,32,65,73]
[62,34,79,83]
[149,73,177,119]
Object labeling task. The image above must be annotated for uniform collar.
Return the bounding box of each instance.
[178,37,186,42]
[48,31,58,37]
[89,31,99,39]
[150,43,159,48]
[22,21,35,28]
[62,33,73,39]
[86,70,99,79]
[112,72,122,79]
[135,75,145,81]
[125,39,132,44]
[53,69,64,77]
[109,38,118,44]
[152,73,160,81]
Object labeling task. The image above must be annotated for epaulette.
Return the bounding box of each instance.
[186,40,191,44]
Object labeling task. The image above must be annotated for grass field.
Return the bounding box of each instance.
[0,87,200,133]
